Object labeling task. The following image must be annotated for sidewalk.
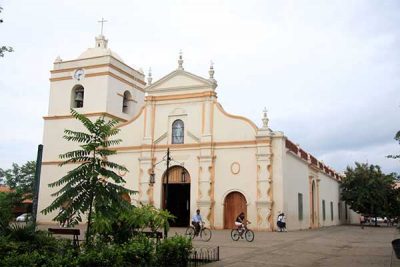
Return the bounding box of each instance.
[170,225,399,267]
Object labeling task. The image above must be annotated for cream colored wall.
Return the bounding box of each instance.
[213,146,258,229]
[281,144,343,231]
[318,172,341,227]
[270,134,285,230]
[37,164,82,223]
[283,152,311,230]
[213,104,256,142]
[48,76,109,115]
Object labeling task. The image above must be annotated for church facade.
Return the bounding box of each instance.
[37,35,355,231]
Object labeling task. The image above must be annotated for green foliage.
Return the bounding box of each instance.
[156,235,193,267]
[92,204,174,244]
[0,6,13,58]
[42,109,136,244]
[77,238,155,266]
[0,191,24,233]
[0,161,36,196]
[341,162,400,220]
[0,225,193,267]
[0,225,76,267]
[388,130,400,159]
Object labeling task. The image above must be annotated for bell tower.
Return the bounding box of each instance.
[46,34,146,119]
[37,35,146,223]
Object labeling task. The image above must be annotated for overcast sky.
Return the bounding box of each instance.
[0,0,399,174]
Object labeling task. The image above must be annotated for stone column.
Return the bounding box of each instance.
[255,137,273,231]
[138,156,153,205]
[197,155,215,228]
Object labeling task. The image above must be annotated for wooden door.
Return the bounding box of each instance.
[224,192,247,229]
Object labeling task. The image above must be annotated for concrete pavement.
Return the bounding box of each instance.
[169,225,400,267]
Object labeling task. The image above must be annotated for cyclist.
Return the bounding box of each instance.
[192,209,203,236]
[235,212,250,233]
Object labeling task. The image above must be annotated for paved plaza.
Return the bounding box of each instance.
[172,225,400,267]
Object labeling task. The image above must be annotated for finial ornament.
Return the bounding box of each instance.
[262,107,269,129]
[178,50,184,70]
[209,60,215,79]
[54,56,62,63]
[147,67,153,85]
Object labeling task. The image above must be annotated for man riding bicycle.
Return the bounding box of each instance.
[235,212,250,233]
[192,209,203,236]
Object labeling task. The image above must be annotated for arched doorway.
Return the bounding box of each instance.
[162,166,190,227]
[223,192,247,229]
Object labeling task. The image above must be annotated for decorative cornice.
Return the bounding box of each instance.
[50,71,145,92]
[145,91,217,102]
[53,55,145,78]
[43,112,127,122]
[146,69,215,92]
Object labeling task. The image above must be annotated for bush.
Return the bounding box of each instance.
[156,235,193,267]
[0,222,192,267]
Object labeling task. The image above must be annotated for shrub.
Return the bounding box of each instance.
[156,235,193,267]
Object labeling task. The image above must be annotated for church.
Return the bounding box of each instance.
[37,34,355,231]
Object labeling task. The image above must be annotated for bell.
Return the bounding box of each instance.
[75,91,83,101]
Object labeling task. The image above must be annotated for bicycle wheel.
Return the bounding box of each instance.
[185,227,195,239]
[231,229,240,241]
[201,228,212,241]
[245,229,254,242]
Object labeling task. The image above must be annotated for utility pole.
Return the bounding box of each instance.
[164,147,171,238]
[32,144,43,228]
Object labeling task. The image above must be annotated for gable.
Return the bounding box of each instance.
[146,70,215,95]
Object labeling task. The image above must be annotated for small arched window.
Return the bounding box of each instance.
[172,119,184,144]
[122,91,132,113]
[72,85,84,108]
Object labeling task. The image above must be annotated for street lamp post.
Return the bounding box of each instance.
[164,148,171,238]
[149,148,171,238]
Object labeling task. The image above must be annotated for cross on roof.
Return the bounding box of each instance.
[98,17,108,35]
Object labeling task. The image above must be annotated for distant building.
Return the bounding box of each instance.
[37,35,357,230]
[0,185,32,216]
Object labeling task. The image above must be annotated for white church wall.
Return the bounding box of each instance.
[283,152,311,230]
[37,164,81,223]
[116,109,145,147]
[270,135,285,230]
[213,103,257,142]
[213,146,258,229]
[42,118,88,161]
[318,173,341,227]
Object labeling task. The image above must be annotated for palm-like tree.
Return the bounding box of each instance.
[42,109,135,244]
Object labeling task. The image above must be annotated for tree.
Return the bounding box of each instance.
[0,6,13,57]
[42,109,135,244]
[0,161,36,196]
[341,162,399,225]
[388,130,400,159]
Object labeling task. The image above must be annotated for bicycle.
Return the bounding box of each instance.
[231,224,254,242]
[185,222,212,241]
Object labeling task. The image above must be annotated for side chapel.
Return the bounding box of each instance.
[37,34,354,230]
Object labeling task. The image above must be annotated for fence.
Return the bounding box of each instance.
[188,246,219,266]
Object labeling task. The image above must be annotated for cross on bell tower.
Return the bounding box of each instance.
[98,17,108,35]
[95,18,108,49]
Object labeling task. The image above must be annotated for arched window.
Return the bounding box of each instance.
[122,91,132,113]
[172,119,184,144]
[72,85,84,108]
